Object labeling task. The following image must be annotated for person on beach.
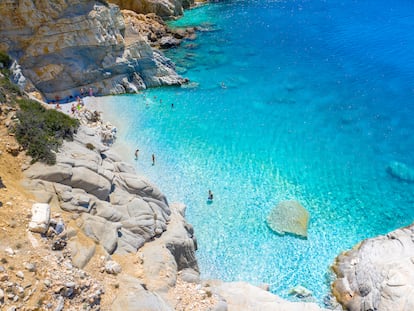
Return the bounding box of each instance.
[152,153,155,165]
[71,103,76,114]
[134,149,139,160]
[208,190,214,201]
[56,103,61,110]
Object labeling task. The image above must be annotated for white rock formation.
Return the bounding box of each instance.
[28,203,51,234]
[0,0,187,101]
[209,281,329,311]
[332,224,414,311]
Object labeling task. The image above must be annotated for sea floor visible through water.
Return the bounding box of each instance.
[90,0,414,305]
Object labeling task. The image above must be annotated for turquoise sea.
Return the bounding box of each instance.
[96,0,414,305]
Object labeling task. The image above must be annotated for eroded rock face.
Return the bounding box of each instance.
[122,10,196,49]
[23,124,174,258]
[0,0,186,101]
[110,0,195,19]
[332,224,414,311]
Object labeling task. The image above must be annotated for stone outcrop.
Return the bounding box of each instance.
[0,0,187,102]
[122,10,196,49]
[332,224,414,311]
[209,281,329,311]
[110,0,196,20]
[266,200,310,238]
[22,111,196,267]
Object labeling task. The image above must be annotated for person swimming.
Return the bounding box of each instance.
[208,190,214,201]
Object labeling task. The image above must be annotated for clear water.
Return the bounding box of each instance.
[94,0,414,305]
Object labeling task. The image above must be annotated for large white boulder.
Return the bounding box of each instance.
[28,203,51,234]
[210,281,328,311]
[332,224,414,311]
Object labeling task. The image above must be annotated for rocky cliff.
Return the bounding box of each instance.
[110,0,195,19]
[0,0,187,102]
[332,224,414,311]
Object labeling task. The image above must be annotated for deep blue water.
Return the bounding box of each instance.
[96,0,414,305]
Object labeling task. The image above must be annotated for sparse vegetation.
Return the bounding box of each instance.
[14,99,79,164]
[86,142,95,150]
[0,51,12,69]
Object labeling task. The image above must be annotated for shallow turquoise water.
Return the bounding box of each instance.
[96,0,414,305]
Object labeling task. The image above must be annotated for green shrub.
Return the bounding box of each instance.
[14,99,79,164]
[0,75,22,98]
[86,143,95,150]
[0,51,11,68]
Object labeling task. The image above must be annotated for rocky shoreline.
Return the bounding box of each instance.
[1,0,414,310]
[14,105,329,310]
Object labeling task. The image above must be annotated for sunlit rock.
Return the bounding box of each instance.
[266,200,310,238]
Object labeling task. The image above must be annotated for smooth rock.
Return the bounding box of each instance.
[15,271,24,279]
[210,281,328,311]
[68,237,96,269]
[5,247,14,256]
[266,200,310,238]
[288,285,312,298]
[105,260,122,275]
[112,275,173,311]
[70,167,112,201]
[387,161,414,182]
[78,214,120,254]
[28,203,51,234]
[332,225,414,311]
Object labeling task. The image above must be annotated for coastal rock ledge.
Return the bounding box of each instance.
[19,107,331,310]
[332,224,414,311]
[0,0,187,102]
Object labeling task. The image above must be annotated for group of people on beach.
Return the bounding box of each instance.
[52,87,92,111]
[69,96,85,114]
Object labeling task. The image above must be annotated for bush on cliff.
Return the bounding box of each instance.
[0,51,12,69]
[14,99,79,165]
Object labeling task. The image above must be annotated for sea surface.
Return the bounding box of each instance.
[95,0,414,305]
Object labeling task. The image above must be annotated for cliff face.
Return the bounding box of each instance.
[0,0,186,101]
[332,224,414,311]
[110,0,195,19]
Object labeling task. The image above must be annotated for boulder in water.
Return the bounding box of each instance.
[266,200,310,238]
[386,161,414,183]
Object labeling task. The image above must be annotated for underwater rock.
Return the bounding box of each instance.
[266,200,310,238]
[289,285,313,298]
[386,161,414,183]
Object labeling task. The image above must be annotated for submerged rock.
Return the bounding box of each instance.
[266,200,310,238]
[386,161,414,183]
